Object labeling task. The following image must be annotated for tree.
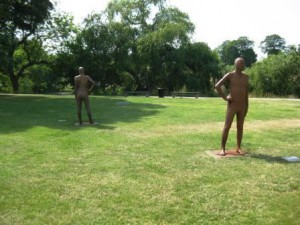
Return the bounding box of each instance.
[234,36,257,66]
[0,0,53,93]
[217,37,257,67]
[136,6,195,90]
[248,52,300,97]
[184,42,221,94]
[105,0,195,91]
[62,0,195,93]
[260,34,286,56]
[217,40,239,66]
[75,15,136,92]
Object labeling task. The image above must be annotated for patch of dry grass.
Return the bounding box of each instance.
[123,119,300,139]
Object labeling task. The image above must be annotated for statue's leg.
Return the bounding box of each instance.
[84,97,93,124]
[236,110,246,154]
[220,106,235,155]
[76,98,83,125]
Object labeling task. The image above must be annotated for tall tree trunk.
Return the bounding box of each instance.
[10,75,19,93]
[8,55,19,93]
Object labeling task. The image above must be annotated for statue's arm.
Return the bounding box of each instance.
[215,73,230,101]
[87,76,96,93]
[245,77,249,116]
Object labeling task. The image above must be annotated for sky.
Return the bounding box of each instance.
[56,0,300,59]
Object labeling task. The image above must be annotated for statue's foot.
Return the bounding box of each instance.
[236,149,245,155]
[217,150,226,156]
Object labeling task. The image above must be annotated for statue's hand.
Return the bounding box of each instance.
[226,95,233,102]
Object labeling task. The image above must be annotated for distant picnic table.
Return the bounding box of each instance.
[124,91,150,97]
[171,92,200,98]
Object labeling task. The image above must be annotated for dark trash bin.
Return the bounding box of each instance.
[157,88,165,98]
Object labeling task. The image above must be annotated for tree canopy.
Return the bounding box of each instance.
[260,34,286,56]
[0,0,53,93]
[53,0,220,94]
[248,51,300,97]
[217,36,257,67]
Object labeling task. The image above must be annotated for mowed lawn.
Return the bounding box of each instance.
[0,94,299,225]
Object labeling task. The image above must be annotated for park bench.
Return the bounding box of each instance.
[124,91,150,97]
[171,92,200,98]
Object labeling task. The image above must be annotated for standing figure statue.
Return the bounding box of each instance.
[74,67,96,125]
[215,57,249,156]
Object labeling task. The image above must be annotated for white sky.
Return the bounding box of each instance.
[56,0,300,58]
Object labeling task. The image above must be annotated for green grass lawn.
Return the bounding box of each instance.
[1,94,300,225]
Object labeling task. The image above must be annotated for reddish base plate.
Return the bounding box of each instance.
[206,150,249,159]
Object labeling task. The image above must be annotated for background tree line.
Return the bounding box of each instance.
[0,0,299,97]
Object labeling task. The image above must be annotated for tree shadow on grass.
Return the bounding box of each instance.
[250,153,300,164]
[0,94,166,134]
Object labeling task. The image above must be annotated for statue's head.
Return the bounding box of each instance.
[234,58,245,71]
[79,67,84,74]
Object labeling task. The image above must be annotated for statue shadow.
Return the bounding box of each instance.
[0,94,166,134]
[249,153,300,164]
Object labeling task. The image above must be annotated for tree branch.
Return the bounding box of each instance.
[18,31,34,46]
[16,60,49,78]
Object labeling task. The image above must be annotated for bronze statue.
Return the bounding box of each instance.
[74,67,96,125]
[215,58,249,156]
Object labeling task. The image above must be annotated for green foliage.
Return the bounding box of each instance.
[0,72,12,92]
[42,12,79,53]
[248,52,300,97]
[18,76,34,93]
[4,41,61,93]
[58,0,198,93]
[107,0,195,91]
[217,36,257,67]
[0,0,53,31]
[184,42,221,94]
[0,0,54,92]
[27,64,66,93]
[120,72,138,91]
[260,34,286,56]
[56,0,221,94]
